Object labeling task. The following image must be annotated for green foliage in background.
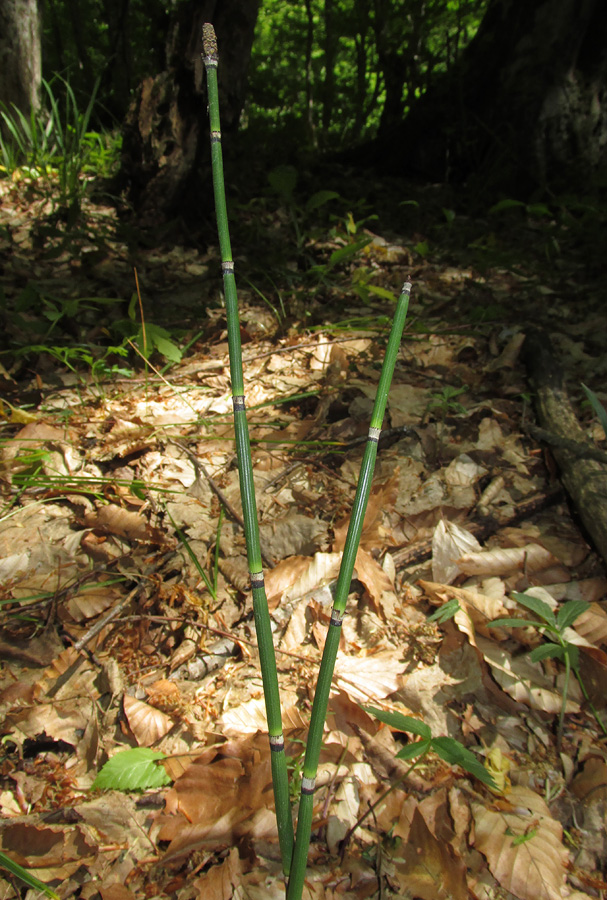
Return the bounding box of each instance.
[247,0,489,150]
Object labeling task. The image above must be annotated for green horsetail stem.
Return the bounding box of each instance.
[286,281,411,900]
[202,23,294,874]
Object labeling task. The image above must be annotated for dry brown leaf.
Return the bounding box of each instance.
[457,543,560,576]
[281,552,342,605]
[218,691,306,737]
[193,846,244,900]
[123,694,174,746]
[333,469,400,552]
[475,635,581,714]
[333,652,405,704]
[65,582,123,622]
[353,547,398,618]
[100,887,138,900]
[574,602,607,647]
[83,504,170,545]
[392,806,468,900]
[420,580,511,641]
[472,784,568,900]
[432,519,483,584]
[158,735,275,856]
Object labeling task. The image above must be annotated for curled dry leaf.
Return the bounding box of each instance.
[83,504,171,546]
[472,784,568,900]
[457,543,560,576]
[123,695,174,746]
[475,636,581,715]
[432,519,483,585]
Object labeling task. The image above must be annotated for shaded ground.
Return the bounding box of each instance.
[1,166,607,900]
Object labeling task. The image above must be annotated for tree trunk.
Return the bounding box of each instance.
[0,0,42,118]
[119,0,260,224]
[367,0,607,194]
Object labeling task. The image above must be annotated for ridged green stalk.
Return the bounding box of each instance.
[202,23,294,875]
[286,281,411,900]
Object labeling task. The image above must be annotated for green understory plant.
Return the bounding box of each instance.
[488,592,604,751]
[0,75,102,212]
[337,706,497,855]
[202,23,411,898]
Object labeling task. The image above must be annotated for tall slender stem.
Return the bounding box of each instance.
[286,282,411,900]
[202,23,294,875]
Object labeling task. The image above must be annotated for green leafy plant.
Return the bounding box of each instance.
[336,706,496,857]
[0,75,102,212]
[489,592,591,750]
[425,385,467,421]
[92,747,172,791]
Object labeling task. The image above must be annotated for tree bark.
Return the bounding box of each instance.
[362,0,607,194]
[522,329,607,570]
[0,0,42,118]
[119,0,260,224]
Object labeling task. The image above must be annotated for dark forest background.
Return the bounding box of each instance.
[2,0,606,224]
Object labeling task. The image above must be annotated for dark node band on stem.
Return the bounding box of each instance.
[250,571,264,589]
[232,395,246,412]
[367,426,381,443]
[301,776,316,795]
[330,610,345,627]
[270,734,285,752]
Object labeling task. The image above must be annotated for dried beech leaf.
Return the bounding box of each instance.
[123,695,173,746]
[476,636,581,714]
[432,520,482,584]
[472,784,568,900]
[457,544,559,576]
[84,504,170,545]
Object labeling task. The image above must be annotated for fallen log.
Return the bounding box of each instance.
[522,329,607,568]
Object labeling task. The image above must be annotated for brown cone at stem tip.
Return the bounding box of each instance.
[202,23,218,60]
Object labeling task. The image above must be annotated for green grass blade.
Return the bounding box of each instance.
[0,851,59,900]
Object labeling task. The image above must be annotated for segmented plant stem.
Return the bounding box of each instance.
[202,23,294,874]
[286,282,411,900]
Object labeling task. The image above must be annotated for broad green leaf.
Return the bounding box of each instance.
[154,336,182,363]
[526,203,551,218]
[329,236,372,266]
[366,284,398,302]
[511,591,555,626]
[431,737,497,789]
[489,198,525,214]
[364,706,431,739]
[92,747,172,791]
[305,190,339,212]
[529,643,565,663]
[395,738,431,761]
[488,617,542,630]
[414,240,430,257]
[582,383,607,436]
[0,851,59,899]
[557,600,589,632]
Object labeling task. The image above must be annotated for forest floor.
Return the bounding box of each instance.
[1,166,607,900]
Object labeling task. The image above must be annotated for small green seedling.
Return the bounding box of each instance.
[489,592,591,751]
